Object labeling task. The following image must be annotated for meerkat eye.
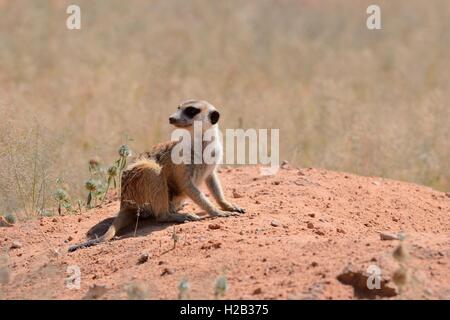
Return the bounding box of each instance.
[209,110,220,124]
[183,106,200,118]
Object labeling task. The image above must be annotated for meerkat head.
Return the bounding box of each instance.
[169,100,220,131]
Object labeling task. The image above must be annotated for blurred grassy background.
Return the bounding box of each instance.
[0,0,449,215]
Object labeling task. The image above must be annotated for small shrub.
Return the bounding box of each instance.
[37,208,55,217]
[4,213,17,225]
[126,282,148,300]
[214,275,228,299]
[178,278,190,300]
[84,179,98,208]
[116,144,132,198]
[101,165,118,204]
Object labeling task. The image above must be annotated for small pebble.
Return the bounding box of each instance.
[380,232,403,241]
[208,224,221,230]
[138,253,149,264]
[10,241,22,249]
[271,220,280,227]
[253,288,263,295]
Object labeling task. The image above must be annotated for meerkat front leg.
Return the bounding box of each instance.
[206,171,246,213]
[153,196,200,223]
[183,180,236,217]
[169,196,188,212]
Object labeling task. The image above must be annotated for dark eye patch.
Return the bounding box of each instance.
[183,106,201,118]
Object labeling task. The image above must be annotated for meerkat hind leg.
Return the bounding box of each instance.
[109,207,137,236]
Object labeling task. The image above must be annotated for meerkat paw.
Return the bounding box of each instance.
[158,213,201,223]
[220,202,246,214]
[185,213,202,221]
[210,210,239,218]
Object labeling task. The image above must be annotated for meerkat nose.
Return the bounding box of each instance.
[169,117,176,124]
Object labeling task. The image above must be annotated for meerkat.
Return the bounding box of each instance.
[68,100,245,252]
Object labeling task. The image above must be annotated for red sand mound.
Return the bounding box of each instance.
[1,165,449,299]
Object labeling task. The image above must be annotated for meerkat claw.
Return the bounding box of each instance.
[235,207,246,213]
[186,213,201,221]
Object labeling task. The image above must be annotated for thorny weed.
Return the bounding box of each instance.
[101,165,118,205]
[116,142,132,198]
[53,179,75,215]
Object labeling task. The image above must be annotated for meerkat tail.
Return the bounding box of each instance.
[67,237,102,252]
[68,208,134,252]
[68,224,117,252]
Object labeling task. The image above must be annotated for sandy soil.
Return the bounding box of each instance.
[1,165,449,300]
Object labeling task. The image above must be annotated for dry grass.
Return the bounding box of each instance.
[0,0,449,215]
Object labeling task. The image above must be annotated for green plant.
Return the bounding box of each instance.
[178,278,190,300]
[126,282,148,300]
[101,165,118,204]
[214,275,228,299]
[88,158,100,175]
[4,213,17,225]
[54,188,69,215]
[115,144,132,198]
[85,179,98,208]
[0,121,56,217]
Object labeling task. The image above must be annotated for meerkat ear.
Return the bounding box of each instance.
[209,110,220,124]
